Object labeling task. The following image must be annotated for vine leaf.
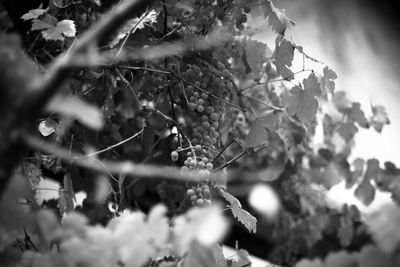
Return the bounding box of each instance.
[244,118,269,150]
[286,87,318,124]
[274,38,295,80]
[262,0,295,34]
[110,10,159,48]
[46,95,104,130]
[370,105,390,133]
[320,66,337,96]
[303,72,321,97]
[38,118,58,137]
[275,39,294,67]
[219,189,257,233]
[31,15,76,41]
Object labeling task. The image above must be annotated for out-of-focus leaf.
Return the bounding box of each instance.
[348,103,369,128]
[357,245,397,267]
[363,159,379,183]
[244,118,269,150]
[173,205,229,256]
[184,242,226,267]
[219,189,257,233]
[336,123,358,142]
[323,162,343,189]
[21,8,47,20]
[295,259,324,267]
[46,95,104,130]
[346,158,364,188]
[230,249,251,267]
[354,181,375,206]
[23,162,42,186]
[324,251,357,267]
[370,105,390,133]
[365,204,400,254]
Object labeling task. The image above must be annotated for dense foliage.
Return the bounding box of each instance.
[0,0,399,266]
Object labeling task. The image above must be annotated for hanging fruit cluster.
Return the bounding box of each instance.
[169,62,232,206]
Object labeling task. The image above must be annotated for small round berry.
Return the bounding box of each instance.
[190,195,198,202]
[201,93,208,99]
[181,166,189,173]
[243,5,251,13]
[195,145,202,152]
[196,199,204,206]
[212,121,219,128]
[171,151,179,162]
[217,61,225,71]
[201,115,208,121]
[198,98,205,105]
[195,81,201,87]
[203,188,211,199]
[186,188,195,196]
[202,157,209,163]
[206,106,214,114]
[198,161,205,169]
[188,102,196,110]
[190,160,197,168]
[202,121,210,129]
[196,187,202,193]
[210,112,220,121]
[197,105,205,112]
[206,163,213,171]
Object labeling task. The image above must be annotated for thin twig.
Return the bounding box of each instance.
[83,128,144,158]
[212,139,235,164]
[22,133,206,182]
[212,150,247,173]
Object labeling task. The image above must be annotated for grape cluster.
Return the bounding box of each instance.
[169,62,231,206]
[186,184,212,206]
[215,1,251,32]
